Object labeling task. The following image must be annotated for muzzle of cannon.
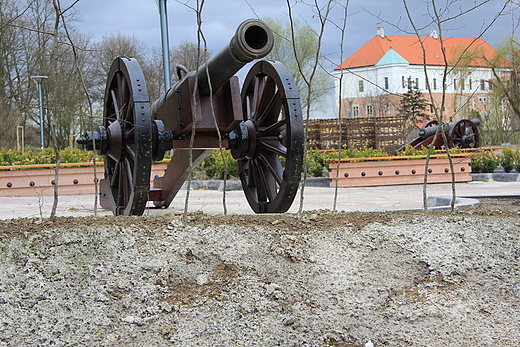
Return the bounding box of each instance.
[77,19,305,216]
[398,118,480,152]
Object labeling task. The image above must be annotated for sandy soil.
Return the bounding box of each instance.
[0,198,519,346]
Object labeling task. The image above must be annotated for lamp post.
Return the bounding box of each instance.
[157,0,171,92]
[31,75,48,149]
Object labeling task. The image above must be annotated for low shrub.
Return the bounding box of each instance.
[500,147,520,173]
[469,150,499,173]
[0,147,100,167]
[198,150,239,179]
[306,149,338,177]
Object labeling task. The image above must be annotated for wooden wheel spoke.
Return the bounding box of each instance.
[255,78,278,124]
[116,73,124,108]
[125,127,135,145]
[110,160,120,187]
[124,156,133,191]
[260,139,287,157]
[252,157,276,202]
[251,76,263,117]
[125,144,136,161]
[260,118,286,137]
[244,94,252,120]
[257,90,282,126]
[259,152,283,186]
[116,160,125,206]
[249,161,267,201]
[111,90,121,119]
[122,102,131,122]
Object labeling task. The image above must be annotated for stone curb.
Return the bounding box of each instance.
[426,196,481,210]
[471,173,520,182]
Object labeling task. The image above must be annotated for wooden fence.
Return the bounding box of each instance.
[306,116,407,151]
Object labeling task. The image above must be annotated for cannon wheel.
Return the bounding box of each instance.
[238,60,304,213]
[103,57,152,216]
[449,119,479,149]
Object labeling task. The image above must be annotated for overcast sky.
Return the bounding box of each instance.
[71,0,515,118]
[73,0,515,69]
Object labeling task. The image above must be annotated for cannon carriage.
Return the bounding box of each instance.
[398,118,480,152]
[77,19,305,216]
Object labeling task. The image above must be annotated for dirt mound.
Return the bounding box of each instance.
[0,199,519,346]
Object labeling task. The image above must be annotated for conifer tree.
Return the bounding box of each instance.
[399,83,428,124]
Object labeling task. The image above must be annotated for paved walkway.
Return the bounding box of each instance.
[1,181,519,220]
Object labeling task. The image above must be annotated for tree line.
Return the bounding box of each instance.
[0,0,332,151]
[0,0,215,150]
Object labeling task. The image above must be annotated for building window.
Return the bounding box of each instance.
[402,76,405,88]
[433,78,437,90]
[352,105,359,117]
[460,78,465,90]
[415,78,419,88]
[454,78,457,90]
[480,79,486,90]
[488,81,493,90]
[359,80,364,93]
[366,105,374,116]
[384,77,389,90]
[469,79,473,90]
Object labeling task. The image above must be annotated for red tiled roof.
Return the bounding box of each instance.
[336,35,499,69]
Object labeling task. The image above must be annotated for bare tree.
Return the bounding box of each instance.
[401,0,511,211]
[330,1,350,211]
[170,40,211,78]
[263,17,332,117]
[0,0,39,148]
[283,0,336,215]
[91,32,148,98]
[487,36,520,120]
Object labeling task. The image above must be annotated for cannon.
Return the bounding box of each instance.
[397,118,480,152]
[77,19,305,216]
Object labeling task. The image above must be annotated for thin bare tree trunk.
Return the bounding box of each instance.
[286,0,334,215]
[333,2,350,211]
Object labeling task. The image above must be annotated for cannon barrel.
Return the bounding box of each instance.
[418,123,450,139]
[151,19,274,115]
[196,19,274,96]
[418,118,480,138]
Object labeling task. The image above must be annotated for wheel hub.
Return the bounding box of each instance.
[229,120,259,160]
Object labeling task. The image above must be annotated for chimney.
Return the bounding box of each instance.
[377,26,385,38]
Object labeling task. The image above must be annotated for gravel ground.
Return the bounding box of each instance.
[0,198,519,346]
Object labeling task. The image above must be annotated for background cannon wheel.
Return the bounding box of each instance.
[103,57,152,216]
[449,119,479,149]
[237,60,304,213]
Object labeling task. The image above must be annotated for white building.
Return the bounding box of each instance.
[333,27,502,123]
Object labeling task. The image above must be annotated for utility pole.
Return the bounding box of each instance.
[31,75,48,149]
[157,0,171,92]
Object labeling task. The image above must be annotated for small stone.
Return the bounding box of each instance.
[122,315,135,324]
[196,273,209,286]
[122,315,145,326]
[283,317,297,326]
